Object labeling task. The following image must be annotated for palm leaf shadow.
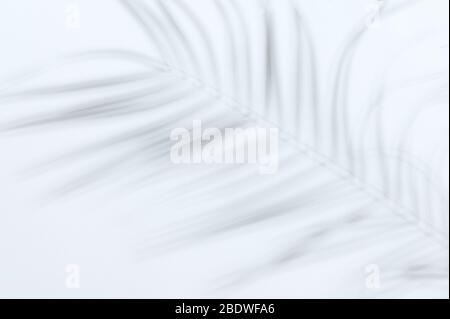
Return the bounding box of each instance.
[0,0,448,297]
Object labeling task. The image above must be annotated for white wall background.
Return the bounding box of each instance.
[0,0,448,298]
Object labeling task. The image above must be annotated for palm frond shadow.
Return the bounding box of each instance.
[0,0,448,297]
